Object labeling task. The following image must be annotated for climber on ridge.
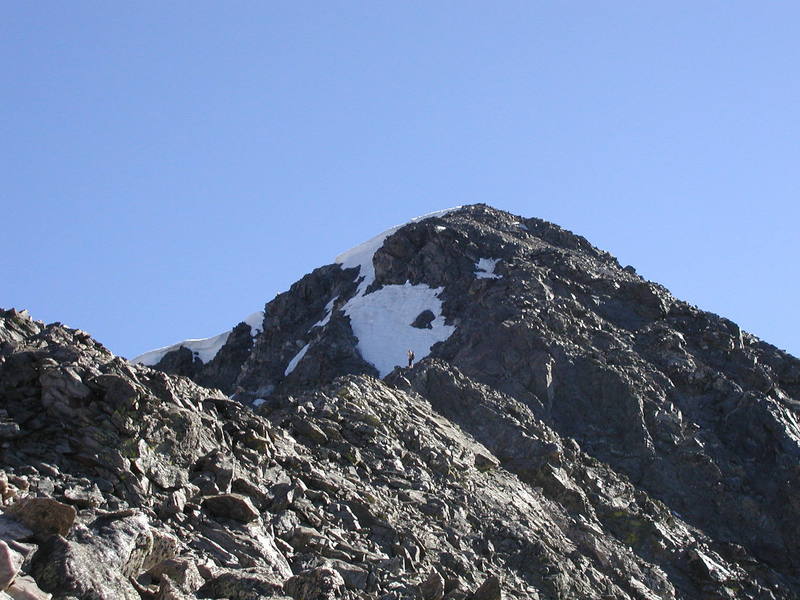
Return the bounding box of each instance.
[407,349,415,367]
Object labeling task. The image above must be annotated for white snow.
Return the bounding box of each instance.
[342,281,455,377]
[311,296,338,329]
[284,343,311,376]
[328,206,461,377]
[513,222,528,231]
[132,310,264,366]
[243,311,265,334]
[475,258,502,279]
[252,398,267,407]
[335,207,461,295]
[332,209,462,377]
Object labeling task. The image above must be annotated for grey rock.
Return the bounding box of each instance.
[293,419,328,445]
[196,569,286,599]
[148,558,204,595]
[29,513,177,599]
[471,575,502,600]
[6,498,75,539]
[473,452,499,472]
[202,494,260,523]
[325,559,369,590]
[419,568,445,600]
[284,566,345,600]
[0,516,32,544]
[0,540,20,591]
[5,575,52,599]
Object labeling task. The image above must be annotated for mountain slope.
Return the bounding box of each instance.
[2,204,800,599]
[0,308,795,599]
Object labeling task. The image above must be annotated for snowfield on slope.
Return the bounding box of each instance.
[132,311,264,366]
[343,282,455,377]
[475,258,502,279]
[333,208,460,376]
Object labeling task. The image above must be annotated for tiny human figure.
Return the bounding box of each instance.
[407,350,415,367]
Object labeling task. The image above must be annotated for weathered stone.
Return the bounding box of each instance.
[285,526,328,553]
[326,559,368,591]
[202,494,260,523]
[148,558,204,595]
[293,419,328,445]
[472,575,502,600]
[473,453,499,472]
[29,535,139,600]
[419,568,445,600]
[7,498,75,538]
[196,570,286,599]
[411,310,436,329]
[5,575,52,599]
[28,513,176,599]
[0,540,20,591]
[284,566,345,600]
[0,515,32,544]
[159,489,187,519]
[0,422,21,440]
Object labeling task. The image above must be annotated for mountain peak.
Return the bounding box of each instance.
[3,205,800,597]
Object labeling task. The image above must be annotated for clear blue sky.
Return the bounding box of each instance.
[4,3,799,358]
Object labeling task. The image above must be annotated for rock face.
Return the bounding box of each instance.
[3,204,800,598]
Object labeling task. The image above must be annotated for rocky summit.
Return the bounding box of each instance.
[2,205,800,600]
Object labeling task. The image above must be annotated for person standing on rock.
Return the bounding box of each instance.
[407,350,415,367]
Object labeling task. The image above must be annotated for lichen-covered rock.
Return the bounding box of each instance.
[28,513,177,599]
[196,569,287,599]
[284,566,345,600]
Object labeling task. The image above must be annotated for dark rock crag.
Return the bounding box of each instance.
[2,204,799,599]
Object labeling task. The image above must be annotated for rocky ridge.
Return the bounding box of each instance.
[2,204,800,598]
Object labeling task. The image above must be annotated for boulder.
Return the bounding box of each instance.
[0,541,20,591]
[196,569,287,600]
[472,575,501,600]
[5,575,51,599]
[6,498,75,539]
[284,566,345,600]
[202,494,260,523]
[419,568,445,600]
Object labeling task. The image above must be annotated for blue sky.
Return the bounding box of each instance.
[3,3,799,358]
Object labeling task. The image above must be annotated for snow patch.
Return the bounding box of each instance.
[252,398,267,407]
[329,208,461,377]
[342,281,455,377]
[132,310,265,366]
[475,258,502,279]
[285,343,311,376]
[244,311,265,334]
[312,296,338,329]
[513,222,528,231]
[335,207,461,295]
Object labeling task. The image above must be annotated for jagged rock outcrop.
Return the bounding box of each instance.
[4,204,800,598]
